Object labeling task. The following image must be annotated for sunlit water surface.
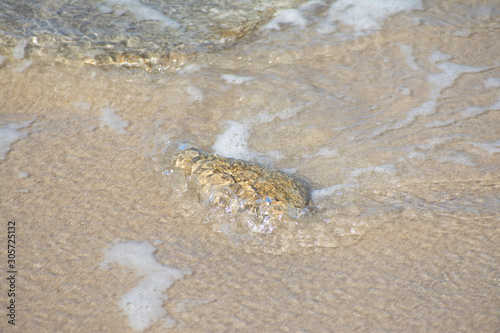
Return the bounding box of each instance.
[2,0,499,255]
[141,0,500,253]
[2,0,500,331]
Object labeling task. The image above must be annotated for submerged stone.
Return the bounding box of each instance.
[165,140,310,220]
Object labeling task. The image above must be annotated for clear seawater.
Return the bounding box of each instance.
[2,0,499,252]
[1,0,499,331]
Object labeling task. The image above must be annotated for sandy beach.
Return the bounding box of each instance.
[1,0,499,331]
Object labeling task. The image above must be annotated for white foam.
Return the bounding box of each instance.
[326,0,423,32]
[350,164,397,178]
[424,119,455,128]
[484,77,500,88]
[315,147,338,157]
[370,55,488,137]
[398,43,421,71]
[311,184,356,201]
[470,139,500,154]
[264,9,307,30]
[461,106,488,119]
[266,150,285,160]
[253,105,303,124]
[98,5,113,14]
[0,121,33,161]
[12,39,27,59]
[18,171,28,178]
[435,151,475,166]
[461,94,500,119]
[428,51,452,63]
[453,30,472,37]
[11,60,32,72]
[212,105,305,163]
[280,167,298,174]
[101,241,186,332]
[186,86,203,101]
[399,100,437,126]
[489,95,500,111]
[428,62,488,100]
[100,105,130,134]
[221,74,253,85]
[106,0,180,29]
[399,87,411,95]
[177,63,203,74]
[212,121,254,160]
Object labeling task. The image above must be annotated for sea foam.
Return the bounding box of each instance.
[101,241,187,332]
[369,52,488,137]
[221,74,254,84]
[326,0,423,32]
[264,9,307,30]
[0,121,33,161]
[212,121,254,161]
[106,0,180,29]
[100,105,130,134]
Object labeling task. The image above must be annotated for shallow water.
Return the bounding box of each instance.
[0,0,301,71]
[142,0,500,254]
[1,0,499,331]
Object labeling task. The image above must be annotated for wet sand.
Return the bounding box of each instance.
[1,58,498,333]
[1,1,500,331]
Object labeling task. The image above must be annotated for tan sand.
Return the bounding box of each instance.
[1,2,499,331]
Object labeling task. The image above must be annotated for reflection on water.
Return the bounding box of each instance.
[0,0,300,71]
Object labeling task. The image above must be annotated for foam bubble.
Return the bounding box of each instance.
[370,57,488,137]
[428,62,488,99]
[212,105,303,163]
[12,39,27,59]
[435,151,475,166]
[98,5,113,14]
[311,184,356,201]
[186,86,203,101]
[424,119,455,128]
[428,51,452,63]
[315,147,338,157]
[264,9,307,30]
[398,43,421,71]
[453,30,472,37]
[350,164,397,178]
[485,77,500,88]
[469,140,500,154]
[100,105,130,134]
[326,0,423,32]
[212,121,254,160]
[106,0,180,29]
[101,241,186,332]
[390,100,437,131]
[12,60,33,72]
[177,64,203,74]
[461,94,500,119]
[220,74,253,84]
[253,106,302,124]
[18,171,28,178]
[0,121,33,161]
[461,106,488,119]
